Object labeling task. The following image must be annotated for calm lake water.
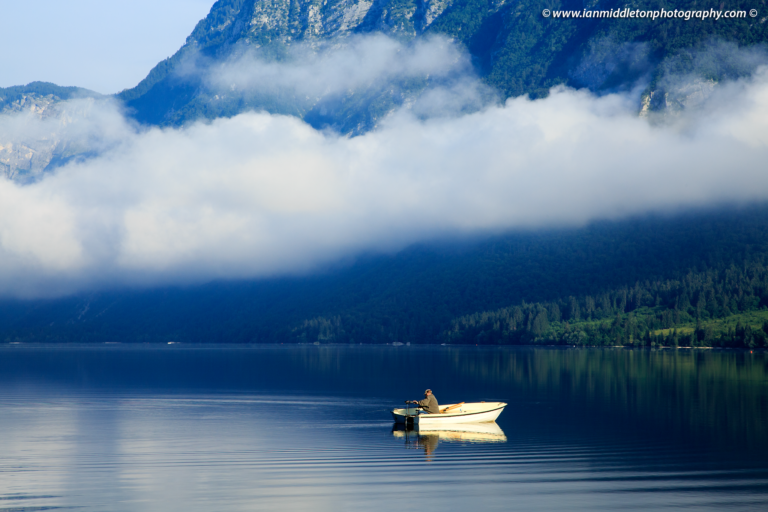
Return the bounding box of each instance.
[1,345,767,511]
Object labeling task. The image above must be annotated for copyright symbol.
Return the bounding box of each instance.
[542,9,551,17]
[750,9,758,17]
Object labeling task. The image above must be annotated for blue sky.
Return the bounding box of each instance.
[0,0,214,94]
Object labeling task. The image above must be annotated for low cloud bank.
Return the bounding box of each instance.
[1,36,768,297]
[204,35,473,99]
[172,34,495,132]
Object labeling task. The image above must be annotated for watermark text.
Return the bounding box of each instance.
[540,7,757,20]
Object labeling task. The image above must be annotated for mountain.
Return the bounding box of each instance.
[4,1,766,182]
[0,82,103,182]
[1,2,767,346]
[0,82,101,112]
[117,0,768,131]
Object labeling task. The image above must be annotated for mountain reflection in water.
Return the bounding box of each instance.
[0,344,767,511]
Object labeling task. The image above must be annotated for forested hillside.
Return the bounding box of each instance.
[2,2,767,346]
[443,265,768,348]
[2,204,768,346]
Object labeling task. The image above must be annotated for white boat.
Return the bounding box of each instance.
[392,421,507,443]
[391,401,506,426]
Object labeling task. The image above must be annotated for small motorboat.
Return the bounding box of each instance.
[391,401,506,426]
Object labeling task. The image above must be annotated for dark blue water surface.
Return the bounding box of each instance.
[1,344,767,511]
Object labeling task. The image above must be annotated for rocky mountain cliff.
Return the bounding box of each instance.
[2,0,767,183]
[117,0,466,132]
[0,83,102,182]
[117,0,768,130]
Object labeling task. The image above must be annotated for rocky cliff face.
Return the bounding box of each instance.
[4,0,766,184]
[117,0,475,133]
[0,93,64,182]
[0,84,107,183]
[186,0,454,47]
[1,92,61,116]
[0,83,103,182]
[119,0,768,128]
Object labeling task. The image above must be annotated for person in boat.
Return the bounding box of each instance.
[410,389,439,414]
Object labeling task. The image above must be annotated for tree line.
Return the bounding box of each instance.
[443,261,768,348]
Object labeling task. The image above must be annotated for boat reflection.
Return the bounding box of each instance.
[393,422,506,459]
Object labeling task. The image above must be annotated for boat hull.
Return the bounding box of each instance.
[391,402,506,425]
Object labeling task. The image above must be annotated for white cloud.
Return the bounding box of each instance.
[1,37,768,298]
[205,34,473,98]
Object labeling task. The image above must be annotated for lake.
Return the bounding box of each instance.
[1,344,767,511]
